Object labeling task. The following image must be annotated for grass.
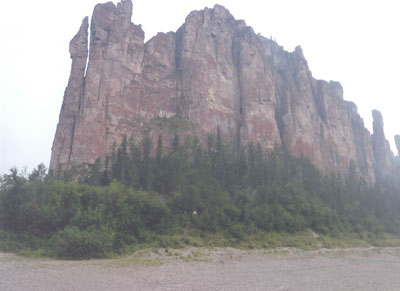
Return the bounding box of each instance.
[2,228,400,261]
[15,248,49,259]
[110,251,162,267]
[368,233,400,247]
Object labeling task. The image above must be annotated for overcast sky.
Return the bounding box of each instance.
[0,0,399,174]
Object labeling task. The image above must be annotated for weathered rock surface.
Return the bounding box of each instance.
[395,135,400,157]
[51,16,88,169]
[371,110,396,181]
[50,0,398,183]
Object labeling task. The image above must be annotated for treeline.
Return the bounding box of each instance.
[1,133,400,258]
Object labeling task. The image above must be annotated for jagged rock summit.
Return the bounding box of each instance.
[50,0,399,183]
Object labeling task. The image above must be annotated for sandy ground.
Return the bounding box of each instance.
[1,247,400,291]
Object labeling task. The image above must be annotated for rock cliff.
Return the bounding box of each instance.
[50,0,398,183]
[395,135,400,157]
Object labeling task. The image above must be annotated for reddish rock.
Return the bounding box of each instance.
[51,16,88,170]
[344,102,375,183]
[50,0,398,183]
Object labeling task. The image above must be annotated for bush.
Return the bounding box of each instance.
[0,230,24,252]
[51,226,115,259]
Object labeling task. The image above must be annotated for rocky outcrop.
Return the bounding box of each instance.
[51,16,88,169]
[344,102,375,182]
[50,0,398,184]
[395,135,400,156]
[371,110,396,181]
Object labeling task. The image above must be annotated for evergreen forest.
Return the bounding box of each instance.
[1,132,400,259]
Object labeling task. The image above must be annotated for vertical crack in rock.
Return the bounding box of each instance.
[50,0,399,183]
[232,24,244,145]
[372,109,395,181]
[50,16,88,170]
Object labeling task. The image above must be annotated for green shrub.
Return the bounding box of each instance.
[0,230,24,252]
[51,226,115,259]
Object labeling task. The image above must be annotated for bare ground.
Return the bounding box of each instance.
[1,247,400,291]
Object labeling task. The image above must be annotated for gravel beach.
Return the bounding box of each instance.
[1,247,400,291]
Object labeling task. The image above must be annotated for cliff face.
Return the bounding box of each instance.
[50,0,398,183]
[371,110,397,181]
[395,135,400,157]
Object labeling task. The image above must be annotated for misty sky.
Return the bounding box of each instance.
[0,0,399,174]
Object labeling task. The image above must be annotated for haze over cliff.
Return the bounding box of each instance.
[50,0,399,183]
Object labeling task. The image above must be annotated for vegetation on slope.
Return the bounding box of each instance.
[1,132,400,259]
